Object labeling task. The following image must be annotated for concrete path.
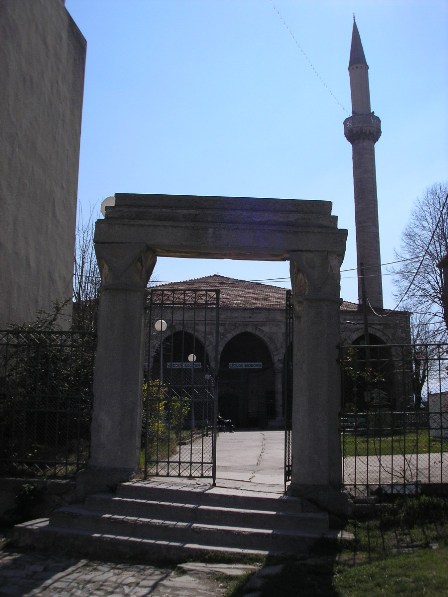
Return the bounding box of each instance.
[216,429,285,492]
[0,431,285,596]
[343,451,448,488]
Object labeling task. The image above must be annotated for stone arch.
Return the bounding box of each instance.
[150,330,212,384]
[347,327,391,345]
[218,324,282,364]
[342,332,397,410]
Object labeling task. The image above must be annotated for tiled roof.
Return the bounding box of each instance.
[151,274,360,311]
[152,274,285,309]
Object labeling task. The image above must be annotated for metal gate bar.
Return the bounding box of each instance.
[284,290,293,490]
[143,288,219,481]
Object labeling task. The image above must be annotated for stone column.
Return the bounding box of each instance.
[288,251,350,517]
[77,242,156,496]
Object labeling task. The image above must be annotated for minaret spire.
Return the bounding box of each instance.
[349,18,367,69]
[344,20,384,309]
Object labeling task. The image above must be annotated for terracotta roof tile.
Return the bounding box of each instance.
[152,274,361,311]
[152,274,284,309]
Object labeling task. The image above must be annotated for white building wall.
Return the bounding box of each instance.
[0,0,86,325]
[429,392,448,440]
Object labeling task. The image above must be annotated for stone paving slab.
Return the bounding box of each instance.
[0,549,252,596]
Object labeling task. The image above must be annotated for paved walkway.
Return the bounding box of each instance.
[216,429,285,491]
[0,431,285,597]
[0,550,260,596]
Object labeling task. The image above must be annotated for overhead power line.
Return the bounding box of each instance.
[269,0,348,113]
[151,256,426,287]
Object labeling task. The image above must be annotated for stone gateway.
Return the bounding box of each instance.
[82,193,348,513]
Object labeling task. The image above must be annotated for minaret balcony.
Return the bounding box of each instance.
[344,113,381,143]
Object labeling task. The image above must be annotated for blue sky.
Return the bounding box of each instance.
[66,0,448,308]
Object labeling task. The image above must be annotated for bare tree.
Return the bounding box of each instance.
[394,183,448,342]
[72,210,160,331]
[439,254,448,332]
[73,213,101,331]
[407,312,444,409]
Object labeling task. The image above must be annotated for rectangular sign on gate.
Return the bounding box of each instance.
[229,362,262,369]
[167,362,202,369]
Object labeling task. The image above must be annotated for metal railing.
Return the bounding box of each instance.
[340,343,448,497]
[0,330,95,478]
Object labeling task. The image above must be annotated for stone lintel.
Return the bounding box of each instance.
[95,194,347,261]
[95,222,347,261]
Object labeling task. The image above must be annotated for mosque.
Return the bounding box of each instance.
[0,4,410,431]
[147,20,410,428]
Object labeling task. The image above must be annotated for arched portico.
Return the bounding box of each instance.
[79,193,348,513]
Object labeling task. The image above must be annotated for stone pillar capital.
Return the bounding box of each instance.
[289,251,342,304]
[95,243,156,291]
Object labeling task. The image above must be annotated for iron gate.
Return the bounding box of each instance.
[143,287,220,481]
[284,290,293,489]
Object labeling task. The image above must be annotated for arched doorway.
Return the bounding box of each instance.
[218,332,275,428]
[150,330,210,386]
[341,333,395,410]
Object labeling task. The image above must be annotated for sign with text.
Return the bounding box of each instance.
[229,362,262,369]
[167,362,202,369]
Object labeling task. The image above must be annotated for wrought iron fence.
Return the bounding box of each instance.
[340,343,448,497]
[0,330,95,478]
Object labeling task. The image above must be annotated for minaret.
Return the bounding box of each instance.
[344,18,383,309]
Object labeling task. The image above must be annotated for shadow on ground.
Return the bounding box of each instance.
[228,498,448,597]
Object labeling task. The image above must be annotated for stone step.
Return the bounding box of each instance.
[84,492,328,532]
[49,504,329,553]
[116,481,307,514]
[13,518,273,564]
[12,480,346,562]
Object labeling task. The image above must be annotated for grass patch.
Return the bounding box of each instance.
[227,497,448,597]
[342,430,448,457]
[334,546,448,596]
[222,572,254,597]
[252,540,448,597]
